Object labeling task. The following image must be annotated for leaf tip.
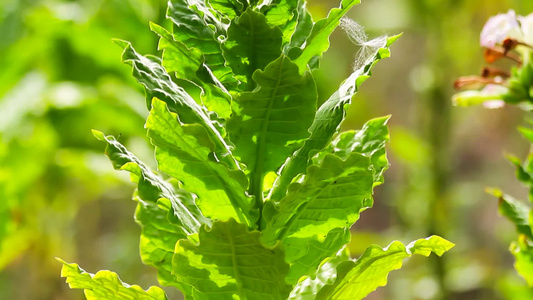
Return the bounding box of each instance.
[387,33,402,46]
[55,257,66,264]
[408,236,455,257]
[92,129,105,141]
[430,236,456,256]
[112,39,130,49]
[149,21,163,33]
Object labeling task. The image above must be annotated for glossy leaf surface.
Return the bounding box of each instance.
[228,55,317,205]
[315,236,455,300]
[262,117,389,282]
[115,40,239,170]
[146,98,256,227]
[511,236,533,286]
[57,1,455,300]
[223,8,283,90]
[269,35,399,203]
[166,0,236,87]
[173,219,292,299]
[94,130,205,288]
[58,259,168,300]
[293,0,361,72]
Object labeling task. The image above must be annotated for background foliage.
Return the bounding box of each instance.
[1,0,533,299]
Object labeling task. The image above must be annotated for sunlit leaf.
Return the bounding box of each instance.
[58,259,168,300]
[150,22,232,119]
[93,130,207,287]
[263,150,373,281]
[208,0,246,18]
[488,188,533,240]
[166,0,237,88]
[288,247,349,300]
[320,116,390,185]
[292,0,361,73]
[173,219,292,299]
[93,130,207,234]
[261,0,299,28]
[262,116,390,282]
[285,1,313,51]
[114,40,239,170]
[222,8,283,90]
[146,98,257,227]
[228,55,317,200]
[270,35,399,203]
[511,236,533,286]
[315,236,455,300]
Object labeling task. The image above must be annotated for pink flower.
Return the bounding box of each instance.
[480,10,522,48]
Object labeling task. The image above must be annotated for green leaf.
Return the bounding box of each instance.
[150,22,204,82]
[263,116,389,282]
[167,0,237,88]
[259,0,312,54]
[511,236,533,286]
[285,1,313,51]
[222,8,283,90]
[504,148,533,203]
[114,39,203,124]
[270,35,399,203]
[284,228,352,284]
[288,247,350,300]
[315,236,455,300]
[293,0,361,73]
[228,55,317,210]
[114,40,239,170]
[93,130,208,234]
[208,0,246,18]
[150,22,232,120]
[262,151,374,282]
[502,63,533,104]
[519,126,533,144]
[507,154,533,186]
[58,259,168,300]
[261,0,299,27]
[172,219,292,299]
[488,188,533,240]
[320,116,390,185]
[146,98,257,228]
[94,130,207,287]
[135,196,188,289]
[169,0,226,32]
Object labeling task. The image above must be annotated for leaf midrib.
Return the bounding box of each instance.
[250,57,285,219]
[271,156,367,243]
[227,225,246,299]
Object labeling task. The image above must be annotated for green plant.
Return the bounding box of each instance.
[454,9,533,291]
[59,0,454,299]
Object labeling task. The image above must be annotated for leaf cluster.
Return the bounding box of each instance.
[487,124,533,287]
[59,0,453,299]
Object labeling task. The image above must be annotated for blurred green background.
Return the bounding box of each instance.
[1,0,533,299]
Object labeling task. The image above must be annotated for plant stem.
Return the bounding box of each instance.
[250,167,264,227]
[426,86,451,300]
[409,1,458,298]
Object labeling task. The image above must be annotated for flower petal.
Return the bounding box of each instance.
[480,10,522,48]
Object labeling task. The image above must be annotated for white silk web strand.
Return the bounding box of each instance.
[340,18,388,70]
